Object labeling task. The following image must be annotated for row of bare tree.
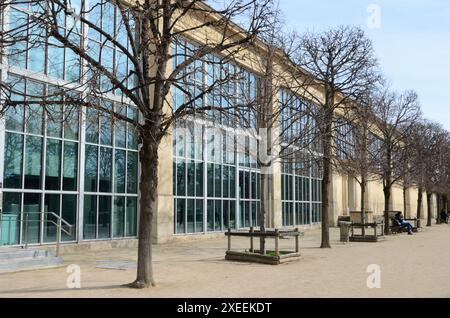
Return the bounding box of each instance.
[1,0,448,288]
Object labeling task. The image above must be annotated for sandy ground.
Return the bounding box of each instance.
[0,224,450,298]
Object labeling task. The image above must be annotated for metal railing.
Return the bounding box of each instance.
[0,212,73,257]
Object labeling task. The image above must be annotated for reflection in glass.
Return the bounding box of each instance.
[230,201,236,230]
[84,145,98,192]
[4,133,23,189]
[8,9,27,69]
[64,105,79,140]
[5,106,24,132]
[195,199,203,233]
[195,162,203,197]
[65,33,81,82]
[114,197,125,238]
[24,136,42,189]
[229,167,236,198]
[28,26,46,74]
[214,165,222,198]
[99,147,112,192]
[62,195,77,241]
[176,199,185,234]
[127,107,138,149]
[223,166,229,198]
[127,151,138,194]
[223,200,229,230]
[187,161,195,197]
[115,120,127,148]
[83,195,97,240]
[43,194,60,243]
[47,104,63,138]
[85,108,99,144]
[207,200,214,232]
[45,139,61,190]
[98,196,111,239]
[48,36,65,79]
[214,200,222,232]
[187,199,194,233]
[100,112,113,146]
[23,193,41,244]
[1,193,21,245]
[207,164,214,197]
[63,141,78,191]
[115,149,126,193]
[126,197,137,237]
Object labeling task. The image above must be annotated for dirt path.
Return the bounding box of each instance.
[1,224,449,298]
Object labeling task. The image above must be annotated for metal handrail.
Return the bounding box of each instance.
[0,211,73,257]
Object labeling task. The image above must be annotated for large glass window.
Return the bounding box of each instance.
[115,150,126,193]
[113,197,125,238]
[3,3,139,245]
[24,136,43,189]
[99,147,112,192]
[82,100,139,240]
[43,194,60,243]
[281,158,323,226]
[1,193,22,246]
[3,133,23,189]
[127,151,138,194]
[171,41,261,234]
[63,141,78,191]
[85,145,98,192]
[23,193,41,244]
[45,139,61,190]
[83,195,97,240]
[126,197,138,237]
[62,195,77,241]
[98,196,111,239]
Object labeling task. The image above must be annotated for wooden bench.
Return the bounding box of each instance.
[388,211,418,234]
[349,217,385,242]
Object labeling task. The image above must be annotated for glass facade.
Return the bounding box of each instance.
[280,89,323,226]
[0,2,327,245]
[1,75,139,245]
[172,39,261,234]
[336,118,356,160]
[173,121,262,234]
[82,102,139,241]
[281,159,323,226]
[0,1,139,246]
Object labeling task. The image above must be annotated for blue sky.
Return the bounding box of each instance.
[278,0,450,130]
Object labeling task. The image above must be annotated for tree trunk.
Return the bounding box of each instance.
[417,187,423,228]
[436,193,441,225]
[320,104,333,249]
[321,157,331,248]
[128,134,159,289]
[426,192,432,227]
[403,185,408,218]
[259,171,269,254]
[383,184,391,235]
[360,176,366,237]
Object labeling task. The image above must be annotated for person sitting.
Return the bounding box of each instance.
[394,212,414,235]
[440,209,449,224]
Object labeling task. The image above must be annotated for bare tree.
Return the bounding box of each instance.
[231,8,318,253]
[290,26,380,248]
[372,87,421,234]
[335,93,382,235]
[422,125,450,226]
[0,0,274,288]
